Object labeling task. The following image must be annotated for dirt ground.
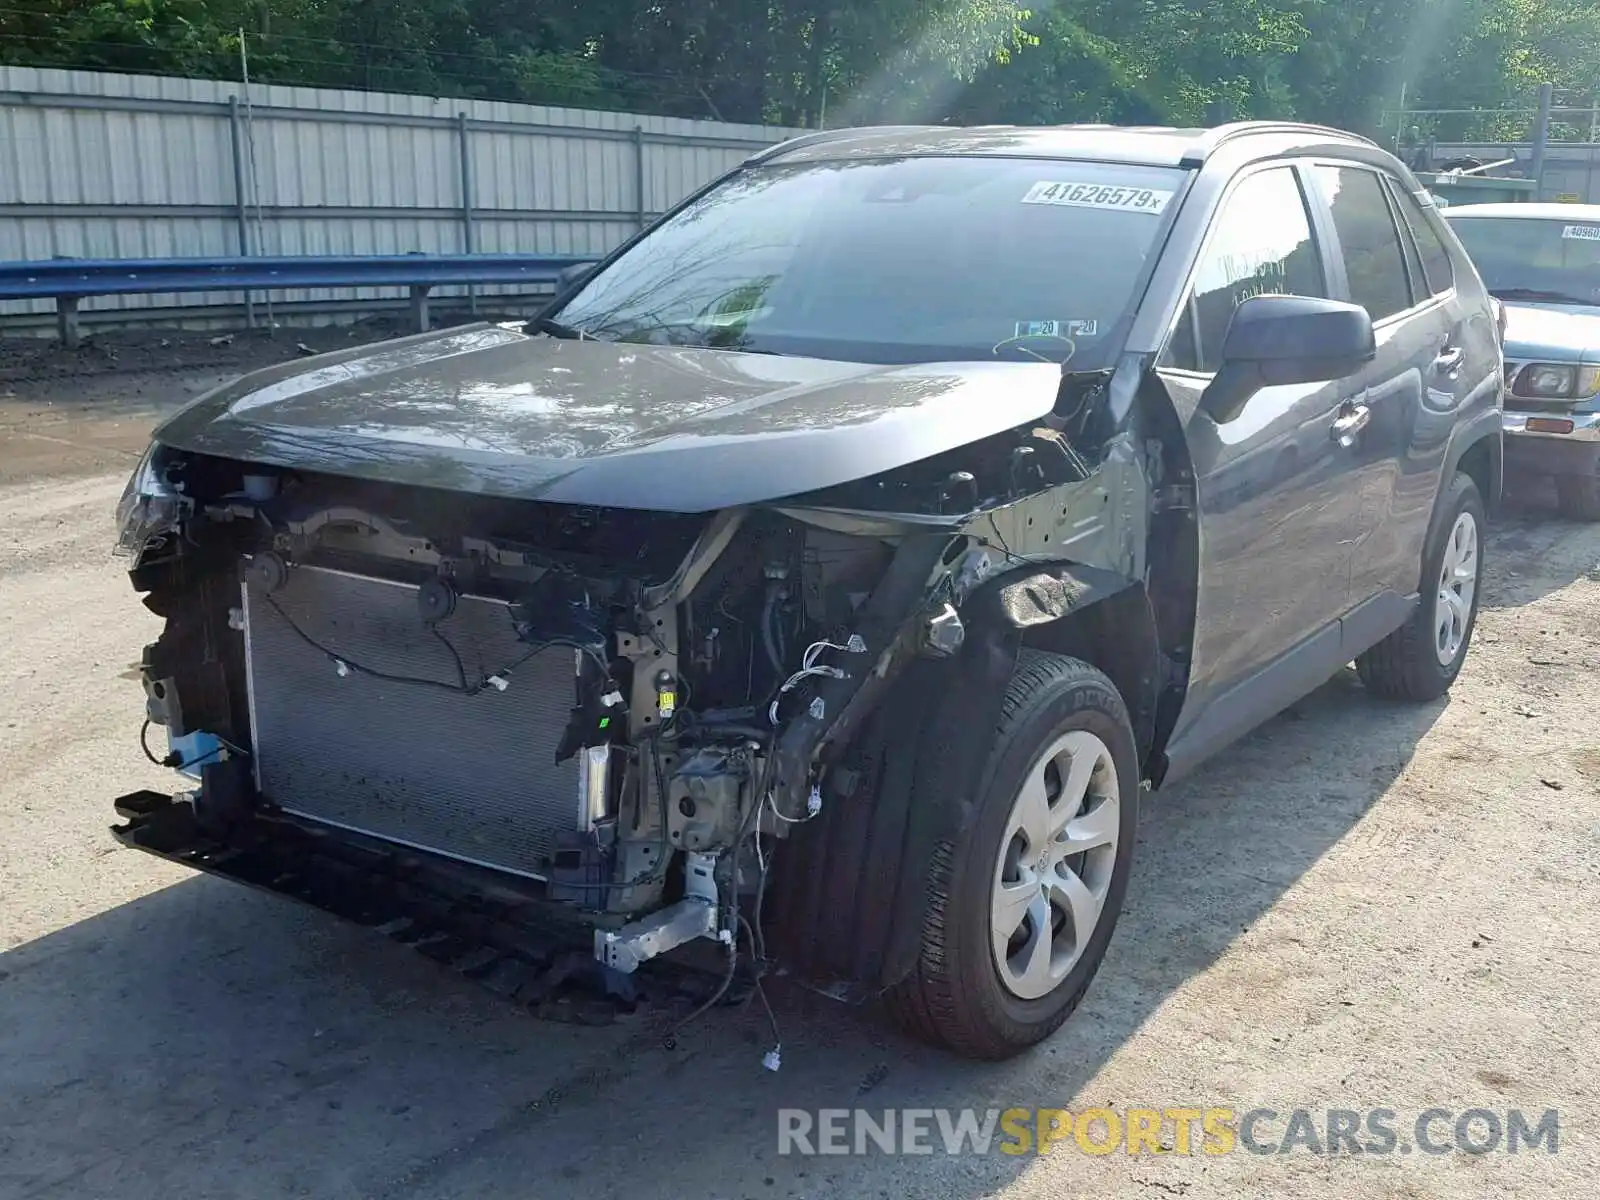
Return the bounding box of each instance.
[1,332,1596,1199]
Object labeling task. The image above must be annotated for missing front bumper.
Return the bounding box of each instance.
[110,791,736,1023]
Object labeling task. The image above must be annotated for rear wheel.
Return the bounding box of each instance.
[885,651,1139,1060]
[1356,471,1484,701]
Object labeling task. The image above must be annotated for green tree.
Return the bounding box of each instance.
[4,0,1600,136]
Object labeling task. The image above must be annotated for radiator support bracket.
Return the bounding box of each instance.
[594,850,720,974]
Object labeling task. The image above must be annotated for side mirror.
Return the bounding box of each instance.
[532,262,597,328]
[1200,295,1376,424]
[555,262,595,293]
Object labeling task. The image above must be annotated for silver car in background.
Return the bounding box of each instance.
[1445,203,1600,518]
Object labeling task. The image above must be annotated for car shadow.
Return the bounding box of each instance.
[0,667,1449,1200]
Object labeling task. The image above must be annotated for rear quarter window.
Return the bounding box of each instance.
[1388,184,1456,295]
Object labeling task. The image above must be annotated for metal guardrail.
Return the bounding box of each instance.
[0,253,596,346]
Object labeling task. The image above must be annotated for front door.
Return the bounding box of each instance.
[1157,163,1370,761]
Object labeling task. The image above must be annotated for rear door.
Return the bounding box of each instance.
[1156,162,1367,755]
[1384,181,1493,571]
[1304,163,1466,648]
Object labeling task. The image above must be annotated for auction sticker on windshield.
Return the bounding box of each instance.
[1561,224,1600,241]
[1022,182,1173,214]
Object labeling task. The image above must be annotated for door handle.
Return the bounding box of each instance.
[1435,345,1465,373]
[1330,403,1371,447]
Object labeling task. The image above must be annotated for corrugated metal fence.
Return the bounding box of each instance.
[1431,142,1600,204]
[0,67,805,327]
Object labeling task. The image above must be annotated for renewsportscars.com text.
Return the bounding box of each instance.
[776,1107,1560,1157]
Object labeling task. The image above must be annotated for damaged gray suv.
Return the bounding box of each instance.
[113,122,1503,1060]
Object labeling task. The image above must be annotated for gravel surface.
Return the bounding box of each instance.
[1,339,1596,1198]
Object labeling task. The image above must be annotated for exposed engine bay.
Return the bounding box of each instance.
[115,402,1151,997]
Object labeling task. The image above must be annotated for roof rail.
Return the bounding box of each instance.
[1179,121,1377,165]
[743,125,946,165]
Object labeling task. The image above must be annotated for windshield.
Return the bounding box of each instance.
[1447,215,1600,307]
[551,157,1186,366]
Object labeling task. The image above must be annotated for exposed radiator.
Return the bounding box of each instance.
[242,561,580,879]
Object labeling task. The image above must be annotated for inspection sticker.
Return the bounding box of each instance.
[1012,318,1100,339]
[1014,319,1062,337]
[1022,182,1173,214]
[1562,224,1600,241]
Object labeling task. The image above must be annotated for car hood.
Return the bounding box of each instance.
[152,324,1065,511]
[1502,302,1600,364]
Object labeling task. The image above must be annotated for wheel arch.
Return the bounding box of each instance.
[998,568,1164,774]
[763,558,1161,994]
[1446,409,1503,518]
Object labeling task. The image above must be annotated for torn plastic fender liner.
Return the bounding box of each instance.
[872,608,1023,989]
[984,561,1138,629]
[866,562,1139,985]
[764,435,1161,987]
[764,608,1024,991]
[767,552,1149,992]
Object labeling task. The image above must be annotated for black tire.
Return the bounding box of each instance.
[1356,470,1485,701]
[1555,470,1600,521]
[884,650,1139,1060]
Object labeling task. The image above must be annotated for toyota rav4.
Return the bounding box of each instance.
[112,121,1502,1061]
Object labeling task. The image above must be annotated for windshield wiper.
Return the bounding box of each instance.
[1490,287,1595,306]
[533,316,596,340]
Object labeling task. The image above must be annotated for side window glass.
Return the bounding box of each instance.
[1391,190,1430,306]
[1314,165,1413,321]
[1169,167,1327,373]
[1387,181,1456,296]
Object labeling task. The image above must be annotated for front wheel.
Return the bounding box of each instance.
[1356,471,1485,701]
[885,651,1139,1060]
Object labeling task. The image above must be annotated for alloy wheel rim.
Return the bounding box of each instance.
[989,729,1120,1001]
[1434,511,1479,666]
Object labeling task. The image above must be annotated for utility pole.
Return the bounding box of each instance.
[1532,82,1554,198]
